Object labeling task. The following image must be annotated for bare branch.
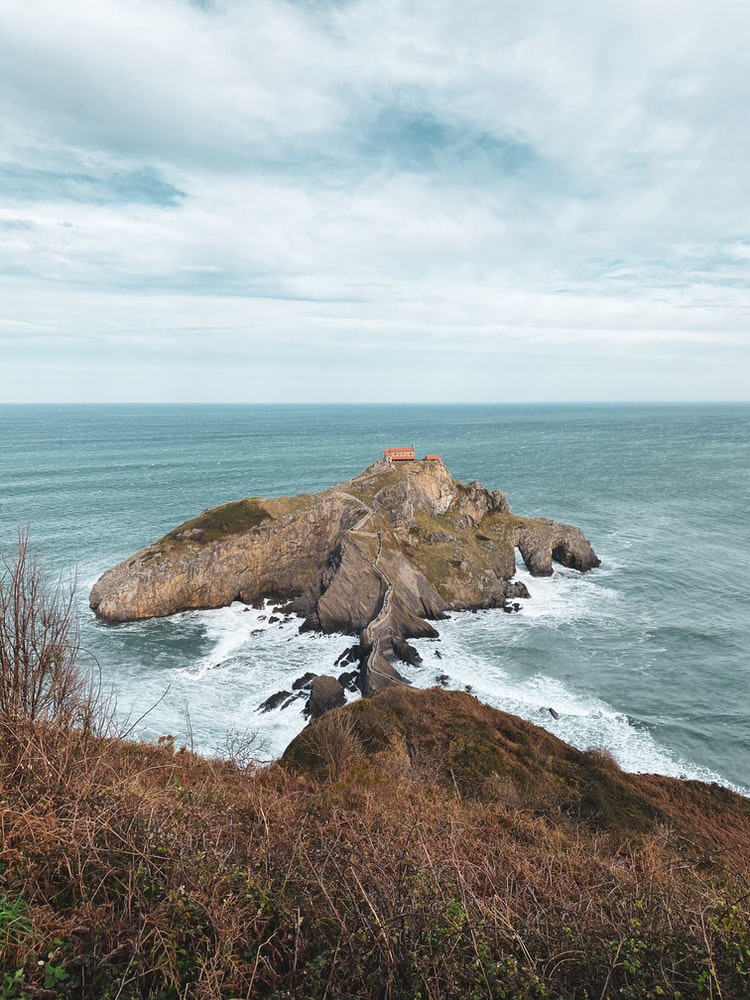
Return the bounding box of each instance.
[0,527,105,730]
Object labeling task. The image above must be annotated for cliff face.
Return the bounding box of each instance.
[89,491,360,624]
[90,458,600,693]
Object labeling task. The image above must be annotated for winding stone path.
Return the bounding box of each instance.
[333,492,408,691]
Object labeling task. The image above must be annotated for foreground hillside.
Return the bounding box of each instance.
[1,688,748,999]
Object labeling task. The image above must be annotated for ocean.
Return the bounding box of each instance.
[1,403,748,794]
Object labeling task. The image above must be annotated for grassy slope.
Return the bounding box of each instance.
[159,493,320,549]
[1,690,748,999]
[402,509,528,602]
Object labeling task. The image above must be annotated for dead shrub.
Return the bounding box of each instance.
[0,529,108,732]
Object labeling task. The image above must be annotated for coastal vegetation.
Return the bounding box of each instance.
[165,498,273,546]
[2,537,750,998]
[0,529,102,732]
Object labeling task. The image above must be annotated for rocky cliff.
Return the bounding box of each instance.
[90,458,600,695]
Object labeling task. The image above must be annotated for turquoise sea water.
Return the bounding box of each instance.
[1,403,748,792]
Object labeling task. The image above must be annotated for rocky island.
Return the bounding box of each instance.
[90,453,600,705]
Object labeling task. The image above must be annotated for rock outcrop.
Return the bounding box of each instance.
[90,458,600,699]
[305,676,347,719]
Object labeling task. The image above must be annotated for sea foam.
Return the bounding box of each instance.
[98,601,354,760]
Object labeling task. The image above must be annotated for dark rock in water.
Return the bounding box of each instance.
[337,670,360,692]
[548,707,560,720]
[268,615,280,625]
[335,643,363,667]
[502,604,513,614]
[506,580,531,599]
[393,638,423,667]
[436,673,449,688]
[251,628,264,637]
[258,615,267,621]
[305,675,346,719]
[282,694,303,711]
[435,649,442,659]
[258,691,292,713]
[292,672,317,691]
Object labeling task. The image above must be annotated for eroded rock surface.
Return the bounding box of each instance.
[90,458,600,698]
[305,676,347,719]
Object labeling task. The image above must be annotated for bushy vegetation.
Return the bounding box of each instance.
[1,537,748,998]
[166,499,272,545]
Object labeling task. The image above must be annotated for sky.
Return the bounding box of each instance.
[1,0,749,404]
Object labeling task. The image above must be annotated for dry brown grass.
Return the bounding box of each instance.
[0,686,748,999]
[5,533,748,998]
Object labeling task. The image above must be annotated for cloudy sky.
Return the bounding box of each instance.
[1,0,748,403]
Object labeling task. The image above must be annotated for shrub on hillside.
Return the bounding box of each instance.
[0,529,104,731]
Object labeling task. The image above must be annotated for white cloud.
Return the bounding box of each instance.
[0,0,748,402]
